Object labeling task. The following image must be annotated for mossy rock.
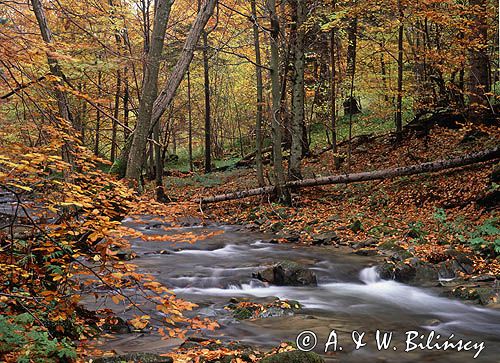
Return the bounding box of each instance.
[233,307,254,320]
[261,351,325,363]
[92,352,173,363]
[349,220,363,233]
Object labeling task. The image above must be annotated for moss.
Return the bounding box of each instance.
[261,351,325,363]
[233,307,254,320]
[109,157,126,178]
[349,219,363,233]
[93,353,172,363]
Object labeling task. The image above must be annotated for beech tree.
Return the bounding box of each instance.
[125,0,173,186]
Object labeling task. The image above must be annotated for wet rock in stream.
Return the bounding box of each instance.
[311,231,339,245]
[225,298,301,320]
[260,351,325,363]
[92,352,173,363]
[253,260,317,286]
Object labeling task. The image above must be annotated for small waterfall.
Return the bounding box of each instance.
[359,266,381,284]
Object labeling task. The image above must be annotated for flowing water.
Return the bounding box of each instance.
[94,216,500,362]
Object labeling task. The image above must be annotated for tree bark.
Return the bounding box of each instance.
[111,68,121,162]
[199,147,499,204]
[151,0,217,125]
[154,118,167,201]
[268,0,291,204]
[125,0,173,186]
[289,0,305,181]
[31,0,73,125]
[330,21,340,169]
[251,0,265,187]
[187,69,194,172]
[468,0,490,108]
[202,27,212,174]
[94,70,102,157]
[346,10,357,165]
[395,0,404,141]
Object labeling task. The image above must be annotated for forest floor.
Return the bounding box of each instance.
[149,125,500,304]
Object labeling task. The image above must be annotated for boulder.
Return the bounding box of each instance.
[354,248,378,256]
[253,261,317,286]
[102,316,131,334]
[311,232,339,245]
[352,238,378,249]
[394,263,417,283]
[349,220,363,233]
[261,351,325,363]
[445,248,475,275]
[476,286,500,306]
[378,260,438,284]
[114,248,137,261]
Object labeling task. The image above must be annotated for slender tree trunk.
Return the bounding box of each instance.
[268,0,290,204]
[125,0,173,187]
[154,118,166,201]
[346,8,357,166]
[109,0,122,162]
[330,2,340,169]
[80,83,87,143]
[31,0,76,166]
[123,67,130,140]
[251,0,265,187]
[381,54,389,103]
[31,0,72,125]
[187,69,194,172]
[289,0,305,181]
[202,27,212,173]
[111,69,121,162]
[94,71,102,157]
[395,0,404,141]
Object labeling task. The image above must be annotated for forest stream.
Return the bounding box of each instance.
[84,216,500,363]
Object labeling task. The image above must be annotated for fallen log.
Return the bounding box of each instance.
[198,147,499,204]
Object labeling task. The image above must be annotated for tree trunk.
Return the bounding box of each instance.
[112,0,216,177]
[346,9,357,165]
[268,0,290,204]
[199,147,499,204]
[151,0,217,125]
[154,119,167,201]
[251,0,265,187]
[289,0,305,181]
[380,54,389,103]
[202,27,212,174]
[31,0,73,125]
[330,1,339,169]
[111,69,121,162]
[125,0,173,187]
[109,0,122,163]
[123,67,130,141]
[395,0,404,141]
[468,0,490,108]
[187,69,194,172]
[94,70,102,157]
